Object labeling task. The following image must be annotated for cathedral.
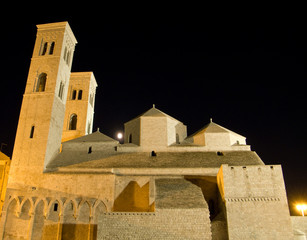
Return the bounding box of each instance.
[0,21,306,239]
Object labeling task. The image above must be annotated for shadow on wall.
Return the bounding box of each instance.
[113,181,155,212]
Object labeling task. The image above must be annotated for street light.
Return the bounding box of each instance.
[296,204,307,216]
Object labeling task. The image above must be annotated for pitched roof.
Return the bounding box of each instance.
[0,151,10,160]
[47,150,264,172]
[188,121,245,138]
[64,129,117,143]
[125,106,182,123]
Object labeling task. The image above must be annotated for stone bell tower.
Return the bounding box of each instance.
[9,22,77,187]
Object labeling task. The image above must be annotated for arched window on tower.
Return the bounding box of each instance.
[49,42,55,55]
[64,47,67,61]
[58,82,64,100]
[78,90,83,100]
[69,114,77,130]
[41,42,48,56]
[71,90,77,100]
[36,73,47,92]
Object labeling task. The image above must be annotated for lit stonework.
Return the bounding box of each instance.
[0,21,306,239]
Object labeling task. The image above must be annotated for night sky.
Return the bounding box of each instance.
[0,11,306,214]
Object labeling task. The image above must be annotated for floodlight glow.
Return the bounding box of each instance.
[296,204,307,216]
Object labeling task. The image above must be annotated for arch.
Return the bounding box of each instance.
[62,200,78,239]
[77,201,91,223]
[63,199,78,217]
[4,198,19,238]
[31,200,45,240]
[69,114,77,130]
[19,198,33,216]
[49,41,55,55]
[33,198,48,216]
[46,199,63,218]
[44,199,62,238]
[4,198,31,238]
[92,200,107,223]
[36,73,47,92]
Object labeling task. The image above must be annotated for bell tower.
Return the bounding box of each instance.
[9,22,77,186]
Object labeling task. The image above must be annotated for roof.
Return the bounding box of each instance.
[188,121,245,138]
[125,106,182,124]
[155,179,208,209]
[0,151,10,160]
[64,130,117,143]
[47,150,264,172]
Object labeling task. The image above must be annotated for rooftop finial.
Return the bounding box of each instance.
[210,118,213,123]
[153,104,155,108]
[97,127,100,132]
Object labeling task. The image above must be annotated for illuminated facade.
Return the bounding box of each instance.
[0,21,306,239]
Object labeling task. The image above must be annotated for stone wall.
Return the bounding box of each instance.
[98,209,211,240]
[218,164,293,239]
[292,216,307,239]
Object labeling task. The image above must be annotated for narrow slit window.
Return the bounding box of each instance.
[71,90,77,100]
[88,146,92,154]
[49,42,55,55]
[63,47,67,60]
[30,126,35,138]
[53,203,58,211]
[58,82,64,99]
[78,90,83,100]
[41,42,48,55]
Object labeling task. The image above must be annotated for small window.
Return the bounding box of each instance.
[176,133,180,144]
[217,151,224,156]
[66,51,71,65]
[78,90,83,100]
[53,203,58,211]
[128,134,132,143]
[58,82,64,100]
[64,47,67,60]
[71,90,77,100]
[36,73,47,92]
[88,146,92,154]
[69,114,77,130]
[49,42,55,55]
[151,151,157,157]
[90,94,94,106]
[41,42,48,56]
[30,126,35,138]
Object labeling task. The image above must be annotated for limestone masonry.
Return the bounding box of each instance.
[0,21,306,239]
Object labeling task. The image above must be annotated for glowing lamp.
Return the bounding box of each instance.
[117,132,123,140]
[296,204,307,216]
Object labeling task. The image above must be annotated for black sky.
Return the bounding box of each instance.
[0,10,306,214]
